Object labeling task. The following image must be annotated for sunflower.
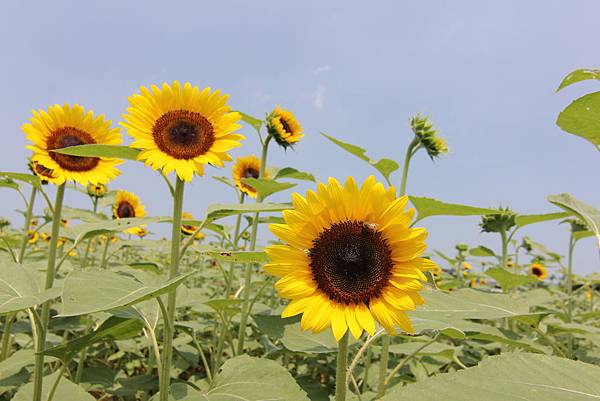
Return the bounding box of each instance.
[462,262,472,270]
[60,219,69,227]
[41,232,51,243]
[264,176,436,341]
[132,226,148,238]
[266,107,303,148]
[121,81,244,182]
[113,190,146,234]
[29,160,55,185]
[27,230,39,244]
[232,155,269,198]
[181,212,205,240]
[22,104,122,186]
[87,183,107,198]
[529,263,548,280]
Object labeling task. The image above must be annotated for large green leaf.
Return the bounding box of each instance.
[409,197,501,223]
[0,172,41,188]
[273,167,316,182]
[388,341,457,360]
[383,353,600,400]
[50,144,141,160]
[468,245,496,257]
[60,270,193,316]
[69,217,164,244]
[0,262,61,315]
[281,323,339,354]
[557,68,600,92]
[556,91,600,151]
[0,349,34,378]
[240,178,296,199]
[485,267,538,291]
[237,111,263,133]
[42,316,144,360]
[13,370,95,401]
[322,133,399,183]
[514,212,570,229]
[205,203,290,222]
[548,193,600,247]
[181,355,310,401]
[61,206,108,222]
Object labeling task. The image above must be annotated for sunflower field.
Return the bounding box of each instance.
[2,59,600,401]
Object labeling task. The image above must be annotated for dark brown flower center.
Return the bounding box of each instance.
[116,202,135,218]
[309,220,393,305]
[243,167,260,179]
[153,110,215,159]
[47,127,99,172]
[33,162,55,179]
[279,117,292,134]
[532,267,542,277]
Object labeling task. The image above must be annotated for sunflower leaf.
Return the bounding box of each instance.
[13,370,95,401]
[468,245,496,257]
[237,111,263,133]
[383,353,600,401]
[409,197,501,223]
[556,91,600,152]
[321,133,399,183]
[556,68,600,92]
[272,167,316,182]
[197,250,269,264]
[50,144,141,160]
[485,267,538,291]
[548,193,600,248]
[205,202,291,222]
[0,172,41,188]
[514,212,570,229]
[241,178,296,199]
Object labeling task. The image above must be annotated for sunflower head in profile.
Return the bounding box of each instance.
[27,230,39,245]
[28,159,55,185]
[264,176,436,341]
[529,263,548,281]
[232,155,269,198]
[132,226,148,238]
[121,81,244,182]
[462,262,472,270]
[22,104,122,186]
[181,212,199,236]
[113,190,146,234]
[266,107,303,148]
[410,114,448,159]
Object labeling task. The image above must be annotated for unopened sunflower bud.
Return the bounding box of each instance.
[480,208,516,233]
[410,114,448,159]
[87,183,107,198]
[266,107,303,149]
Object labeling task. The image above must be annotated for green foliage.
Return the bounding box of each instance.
[50,144,141,160]
[485,267,538,291]
[409,197,501,222]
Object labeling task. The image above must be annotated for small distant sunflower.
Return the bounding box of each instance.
[41,232,51,243]
[22,104,122,186]
[529,263,548,281]
[585,289,593,301]
[462,262,472,270]
[30,218,39,228]
[60,219,69,227]
[132,226,148,238]
[264,176,436,341]
[87,183,107,198]
[232,155,269,198]
[27,230,39,244]
[479,278,487,285]
[121,81,244,182]
[181,212,204,240]
[468,278,476,288]
[266,107,303,148]
[113,190,146,235]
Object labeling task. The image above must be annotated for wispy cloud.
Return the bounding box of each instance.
[313,85,326,110]
[313,64,333,75]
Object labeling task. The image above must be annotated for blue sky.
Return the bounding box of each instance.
[1,1,599,274]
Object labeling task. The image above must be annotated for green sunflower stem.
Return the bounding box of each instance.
[335,332,349,401]
[17,185,37,264]
[567,232,575,358]
[377,335,390,398]
[0,313,15,361]
[237,135,271,355]
[500,230,509,270]
[227,193,245,298]
[159,177,185,401]
[32,183,66,401]
[399,137,420,197]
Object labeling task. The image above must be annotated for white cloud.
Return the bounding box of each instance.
[313,64,333,75]
[313,85,326,110]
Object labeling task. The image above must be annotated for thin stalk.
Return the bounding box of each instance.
[335,332,349,401]
[0,313,15,361]
[100,236,110,268]
[81,197,98,268]
[17,186,37,263]
[500,230,509,270]
[226,194,245,297]
[32,183,66,401]
[159,177,185,401]
[567,232,575,357]
[237,135,271,355]
[385,336,438,385]
[46,361,67,401]
[346,330,385,388]
[398,137,419,197]
[377,335,390,398]
[190,333,213,383]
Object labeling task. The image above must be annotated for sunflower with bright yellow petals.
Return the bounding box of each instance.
[529,263,548,281]
[121,81,244,182]
[22,104,122,186]
[232,155,269,198]
[266,106,303,148]
[27,230,39,245]
[264,176,436,341]
[113,190,146,234]
[181,212,203,240]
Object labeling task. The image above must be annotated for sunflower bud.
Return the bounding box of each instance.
[410,114,448,159]
[0,217,9,230]
[480,208,516,233]
[87,183,107,198]
[455,243,469,252]
[566,218,588,233]
[266,107,303,149]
